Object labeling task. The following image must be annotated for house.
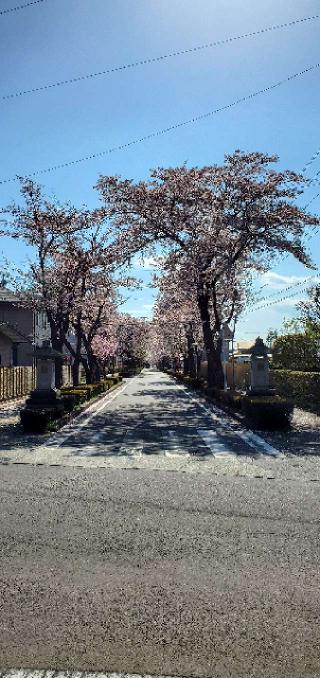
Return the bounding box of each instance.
[235,340,255,355]
[0,286,53,366]
[0,287,34,366]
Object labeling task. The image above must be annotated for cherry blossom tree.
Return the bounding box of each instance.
[97,151,319,389]
[116,315,150,371]
[1,179,135,386]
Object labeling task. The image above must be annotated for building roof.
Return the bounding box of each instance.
[0,322,30,343]
[0,287,18,303]
[236,340,255,351]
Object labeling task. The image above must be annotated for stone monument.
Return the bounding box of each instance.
[25,340,64,413]
[248,337,275,395]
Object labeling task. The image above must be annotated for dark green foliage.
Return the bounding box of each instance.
[272,369,320,412]
[20,408,55,434]
[60,389,87,404]
[104,377,120,387]
[217,390,243,410]
[61,394,76,412]
[272,334,320,372]
[241,395,293,429]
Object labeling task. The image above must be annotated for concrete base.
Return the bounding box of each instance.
[246,388,277,397]
[25,388,64,416]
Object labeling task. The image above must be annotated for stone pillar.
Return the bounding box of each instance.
[249,337,274,395]
[25,340,64,411]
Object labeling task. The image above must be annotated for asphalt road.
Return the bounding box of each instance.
[1,371,320,677]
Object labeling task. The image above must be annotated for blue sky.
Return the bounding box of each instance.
[0,0,319,340]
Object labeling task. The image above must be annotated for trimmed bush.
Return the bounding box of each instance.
[60,389,87,404]
[241,395,293,429]
[61,394,77,412]
[20,408,56,433]
[271,369,320,412]
[104,377,119,388]
[217,390,243,411]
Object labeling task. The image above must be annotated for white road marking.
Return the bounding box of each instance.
[237,428,282,457]
[174,381,282,457]
[45,377,137,449]
[0,671,183,678]
[118,426,143,457]
[164,429,189,457]
[198,429,236,457]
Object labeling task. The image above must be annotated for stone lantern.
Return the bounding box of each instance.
[248,337,275,395]
[25,339,64,412]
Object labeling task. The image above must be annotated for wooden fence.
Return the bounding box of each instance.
[0,364,72,403]
[0,366,36,402]
[225,362,250,390]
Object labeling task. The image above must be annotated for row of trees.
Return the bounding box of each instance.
[1,180,150,386]
[1,150,318,388]
[96,151,318,388]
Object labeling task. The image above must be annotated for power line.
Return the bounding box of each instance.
[0,0,49,16]
[1,60,319,185]
[1,13,319,100]
[242,284,316,316]
[249,274,320,307]
[301,147,320,173]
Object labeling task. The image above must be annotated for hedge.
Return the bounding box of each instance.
[241,395,293,429]
[272,334,320,372]
[271,369,320,412]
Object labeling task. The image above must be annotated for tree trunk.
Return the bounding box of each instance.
[197,293,224,390]
[72,358,80,387]
[50,335,64,389]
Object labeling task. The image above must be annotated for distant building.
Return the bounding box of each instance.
[235,340,255,355]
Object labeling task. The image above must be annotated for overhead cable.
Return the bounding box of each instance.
[1,13,319,99]
[249,274,320,307]
[0,0,49,16]
[1,60,319,185]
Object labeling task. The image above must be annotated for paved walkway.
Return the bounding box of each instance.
[1,370,320,483]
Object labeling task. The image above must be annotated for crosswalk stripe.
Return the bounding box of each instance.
[118,427,143,456]
[197,429,236,457]
[164,430,189,456]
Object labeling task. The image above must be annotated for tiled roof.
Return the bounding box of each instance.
[0,287,17,302]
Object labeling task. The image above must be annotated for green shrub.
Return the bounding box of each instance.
[272,334,320,372]
[20,408,56,433]
[61,394,76,412]
[104,377,119,387]
[241,395,293,429]
[271,369,320,412]
[60,389,87,404]
[217,390,243,410]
